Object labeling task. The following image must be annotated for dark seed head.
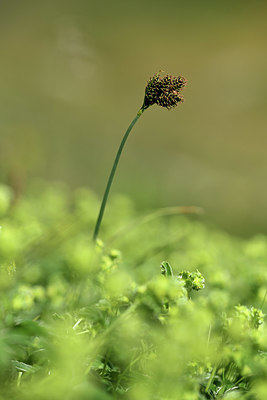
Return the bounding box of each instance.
[143,72,187,110]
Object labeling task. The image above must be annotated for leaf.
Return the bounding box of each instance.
[12,360,40,374]
[161,261,173,278]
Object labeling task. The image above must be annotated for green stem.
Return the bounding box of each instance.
[93,106,146,241]
[205,363,217,394]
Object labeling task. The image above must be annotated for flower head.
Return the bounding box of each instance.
[143,72,187,110]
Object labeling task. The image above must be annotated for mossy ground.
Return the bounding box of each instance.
[0,182,266,399]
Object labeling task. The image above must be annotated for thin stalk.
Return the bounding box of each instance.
[93,106,146,241]
[259,289,267,310]
[205,363,217,394]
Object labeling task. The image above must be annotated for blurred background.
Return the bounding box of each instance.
[1,0,267,236]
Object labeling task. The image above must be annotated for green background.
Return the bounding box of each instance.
[1,0,267,235]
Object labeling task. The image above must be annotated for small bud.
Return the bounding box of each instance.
[143,72,187,110]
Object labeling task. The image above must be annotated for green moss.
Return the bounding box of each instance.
[0,182,266,399]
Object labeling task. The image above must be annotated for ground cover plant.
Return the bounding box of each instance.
[0,181,267,400]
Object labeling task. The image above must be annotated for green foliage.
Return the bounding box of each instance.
[179,269,205,294]
[0,182,266,399]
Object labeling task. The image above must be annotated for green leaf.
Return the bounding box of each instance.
[161,261,174,277]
